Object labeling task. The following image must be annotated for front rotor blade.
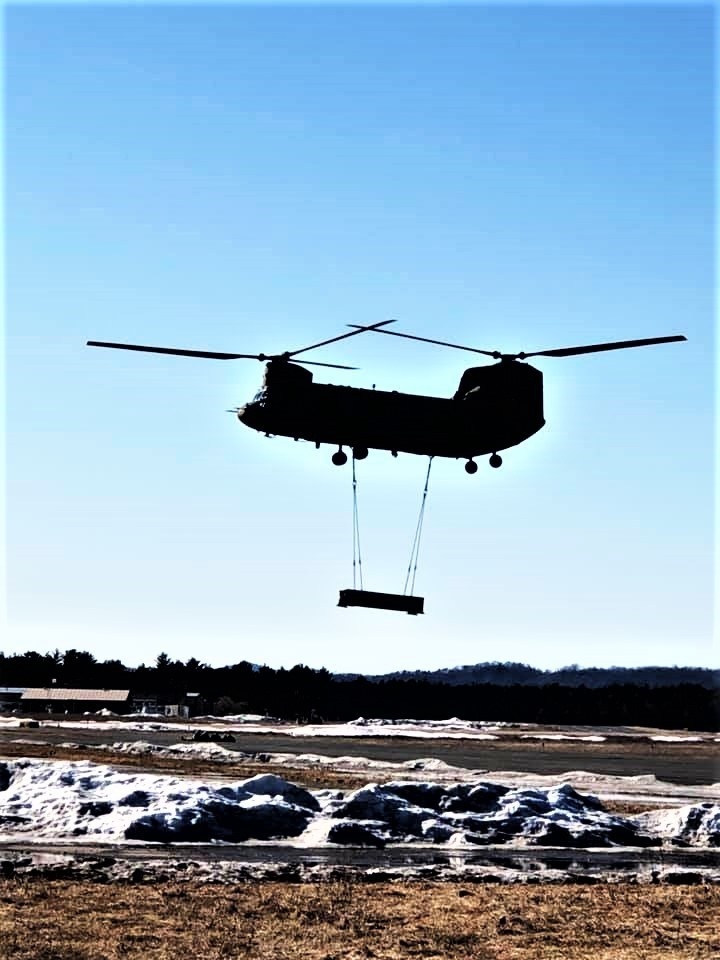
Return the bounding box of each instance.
[347,325,499,358]
[297,360,358,369]
[87,341,264,360]
[289,318,397,357]
[522,335,687,359]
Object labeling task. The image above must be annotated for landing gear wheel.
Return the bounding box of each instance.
[353,446,369,461]
[464,460,478,475]
[489,453,502,468]
[332,449,348,466]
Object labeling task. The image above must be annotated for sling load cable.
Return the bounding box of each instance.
[351,454,364,591]
[403,456,434,596]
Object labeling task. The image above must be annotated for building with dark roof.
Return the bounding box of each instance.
[0,687,26,711]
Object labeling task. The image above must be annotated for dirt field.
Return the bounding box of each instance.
[1,880,719,959]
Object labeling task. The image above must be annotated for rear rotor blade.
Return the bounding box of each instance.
[521,335,687,359]
[87,341,264,360]
[347,325,499,358]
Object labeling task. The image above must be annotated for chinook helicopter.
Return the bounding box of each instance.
[87,320,686,473]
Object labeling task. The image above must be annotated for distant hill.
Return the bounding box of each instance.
[337,663,720,690]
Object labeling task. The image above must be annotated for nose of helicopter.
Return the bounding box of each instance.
[235,400,264,429]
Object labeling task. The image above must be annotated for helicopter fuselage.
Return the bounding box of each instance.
[236,359,545,461]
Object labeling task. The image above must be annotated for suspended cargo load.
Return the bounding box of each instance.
[338,589,424,615]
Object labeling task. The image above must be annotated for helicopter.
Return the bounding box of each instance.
[87,321,686,473]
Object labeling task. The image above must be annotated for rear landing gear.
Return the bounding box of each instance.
[353,446,369,461]
[332,449,348,466]
[489,453,502,468]
[464,460,478,475]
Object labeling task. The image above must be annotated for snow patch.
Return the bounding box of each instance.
[23,716,715,745]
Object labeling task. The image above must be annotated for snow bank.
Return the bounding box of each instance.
[201,714,279,724]
[285,718,502,739]
[24,715,716,743]
[1,758,717,850]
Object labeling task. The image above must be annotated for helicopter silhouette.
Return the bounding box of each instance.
[87,320,686,473]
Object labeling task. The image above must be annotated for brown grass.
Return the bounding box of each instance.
[1,880,718,959]
[0,741,365,791]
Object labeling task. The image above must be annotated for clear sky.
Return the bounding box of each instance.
[4,4,716,674]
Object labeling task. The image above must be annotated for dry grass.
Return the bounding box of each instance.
[0,741,366,791]
[598,799,673,817]
[1,880,718,959]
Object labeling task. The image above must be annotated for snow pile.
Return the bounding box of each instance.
[0,760,319,843]
[0,717,39,729]
[107,740,248,763]
[1,758,718,849]
[323,781,662,849]
[636,803,720,847]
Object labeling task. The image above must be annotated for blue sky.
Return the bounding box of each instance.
[4,4,715,673]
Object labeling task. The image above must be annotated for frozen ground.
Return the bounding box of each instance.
[1,715,717,882]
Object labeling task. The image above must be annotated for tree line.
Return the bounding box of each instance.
[1,649,717,730]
